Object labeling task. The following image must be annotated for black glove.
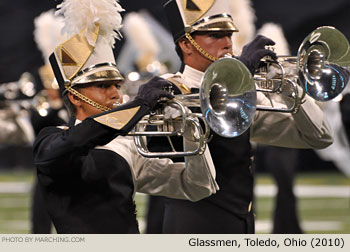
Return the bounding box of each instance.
[238,35,277,74]
[135,76,174,110]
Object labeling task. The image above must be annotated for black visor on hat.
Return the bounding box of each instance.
[49,52,67,95]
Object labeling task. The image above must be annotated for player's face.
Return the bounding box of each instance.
[78,81,123,118]
[190,31,233,71]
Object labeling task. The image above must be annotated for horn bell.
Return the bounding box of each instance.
[297,26,350,101]
[200,57,256,137]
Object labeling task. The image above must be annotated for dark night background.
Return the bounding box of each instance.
[1,0,349,84]
[0,0,349,172]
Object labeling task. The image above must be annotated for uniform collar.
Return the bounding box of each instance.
[68,117,81,127]
[75,118,82,125]
[182,65,204,90]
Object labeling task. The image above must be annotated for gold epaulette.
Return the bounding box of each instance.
[167,77,191,94]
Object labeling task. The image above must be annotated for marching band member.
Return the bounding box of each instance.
[33,0,217,234]
[145,0,333,233]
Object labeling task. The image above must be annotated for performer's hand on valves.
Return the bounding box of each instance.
[239,35,277,74]
[136,76,174,110]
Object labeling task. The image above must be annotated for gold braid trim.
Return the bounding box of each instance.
[65,85,111,112]
[185,32,217,62]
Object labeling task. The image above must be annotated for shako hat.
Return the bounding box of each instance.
[164,0,239,42]
[49,0,125,95]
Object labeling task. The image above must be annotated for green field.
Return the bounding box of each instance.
[0,169,349,234]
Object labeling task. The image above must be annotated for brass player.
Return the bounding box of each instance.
[33,0,217,234]
[146,0,333,233]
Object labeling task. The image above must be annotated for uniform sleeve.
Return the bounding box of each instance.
[33,119,119,170]
[34,99,149,170]
[250,92,333,149]
[133,122,218,202]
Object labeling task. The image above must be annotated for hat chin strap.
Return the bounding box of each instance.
[185,32,235,62]
[65,85,111,112]
[185,32,218,62]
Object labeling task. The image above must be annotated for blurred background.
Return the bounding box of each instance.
[0,0,349,233]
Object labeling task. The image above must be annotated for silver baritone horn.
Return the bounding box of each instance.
[130,57,256,158]
[130,60,255,158]
[200,26,350,138]
[130,26,350,157]
[131,96,210,158]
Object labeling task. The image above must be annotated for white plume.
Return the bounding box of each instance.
[56,0,124,47]
[228,0,256,55]
[123,12,159,61]
[33,9,67,64]
[257,23,290,55]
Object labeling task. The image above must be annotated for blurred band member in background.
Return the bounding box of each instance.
[30,10,69,234]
